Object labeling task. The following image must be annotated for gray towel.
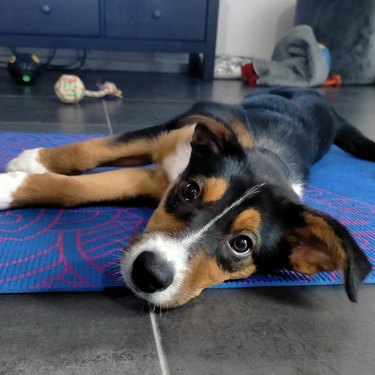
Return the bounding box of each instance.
[253,25,329,87]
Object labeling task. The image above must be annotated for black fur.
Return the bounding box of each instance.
[122,88,374,302]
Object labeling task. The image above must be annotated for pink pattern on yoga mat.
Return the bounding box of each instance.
[0,132,374,292]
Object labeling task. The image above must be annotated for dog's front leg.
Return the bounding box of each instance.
[0,168,169,209]
[5,136,155,176]
[6,124,196,177]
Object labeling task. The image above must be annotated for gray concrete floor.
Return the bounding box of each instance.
[0,69,374,375]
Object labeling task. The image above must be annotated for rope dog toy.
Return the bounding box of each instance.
[54,74,122,104]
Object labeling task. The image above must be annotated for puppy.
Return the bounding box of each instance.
[3,89,374,308]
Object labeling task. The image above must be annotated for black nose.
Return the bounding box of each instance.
[131,251,174,293]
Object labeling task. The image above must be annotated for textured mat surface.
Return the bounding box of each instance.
[0,133,374,293]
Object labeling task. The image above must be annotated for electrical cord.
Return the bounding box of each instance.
[5,47,88,71]
[42,49,57,67]
[43,49,88,71]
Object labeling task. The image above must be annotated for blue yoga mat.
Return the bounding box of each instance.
[0,132,374,293]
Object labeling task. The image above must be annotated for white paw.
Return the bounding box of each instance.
[6,148,47,174]
[0,172,27,210]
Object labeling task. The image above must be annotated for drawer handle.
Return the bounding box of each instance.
[152,9,162,20]
[41,4,52,15]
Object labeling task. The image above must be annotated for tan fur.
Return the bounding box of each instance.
[232,208,262,232]
[232,120,253,148]
[289,212,346,274]
[184,115,232,154]
[38,125,197,176]
[11,168,169,208]
[9,114,253,212]
[178,115,230,138]
[169,252,256,307]
[35,114,248,177]
[183,115,253,149]
[202,178,228,203]
[172,208,261,306]
[8,122,200,208]
[144,205,184,233]
[153,125,196,164]
[39,137,154,175]
[230,264,258,279]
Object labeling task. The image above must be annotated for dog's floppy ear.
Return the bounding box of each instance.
[284,203,371,302]
[191,119,234,155]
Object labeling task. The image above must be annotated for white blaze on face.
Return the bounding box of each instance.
[121,183,265,306]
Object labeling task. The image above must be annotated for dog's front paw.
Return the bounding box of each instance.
[0,172,27,209]
[6,148,47,174]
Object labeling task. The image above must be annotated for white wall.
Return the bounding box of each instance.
[216,0,297,58]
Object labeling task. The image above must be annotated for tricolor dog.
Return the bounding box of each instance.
[2,89,374,308]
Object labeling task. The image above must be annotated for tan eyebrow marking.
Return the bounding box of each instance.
[202,177,228,203]
[182,184,265,247]
[232,208,262,232]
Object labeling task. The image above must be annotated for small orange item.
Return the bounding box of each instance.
[322,74,342,87]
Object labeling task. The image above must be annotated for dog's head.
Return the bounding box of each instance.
[121,114,371,308]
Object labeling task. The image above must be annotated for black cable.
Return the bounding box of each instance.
[72,50,88,70]
[44,49,88,71]
[42,49,57,67]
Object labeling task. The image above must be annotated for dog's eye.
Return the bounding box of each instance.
[181,181,200,202]
[230,235,253,255]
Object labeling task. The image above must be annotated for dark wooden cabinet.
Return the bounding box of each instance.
[0,0,100,36]
[105,0,207,41]
[0,0,219,80]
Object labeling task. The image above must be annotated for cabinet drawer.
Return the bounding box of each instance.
[105,0,207,41]
[0,0,100,36]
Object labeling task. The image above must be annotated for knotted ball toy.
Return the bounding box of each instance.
[54,74,122,104]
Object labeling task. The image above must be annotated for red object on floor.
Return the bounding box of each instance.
[241,63,258,87]
[322,74,342,87]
